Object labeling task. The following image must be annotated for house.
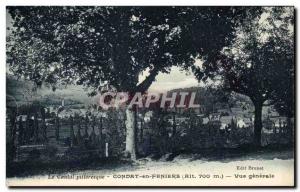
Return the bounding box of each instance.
[270,117,287,128]
[174,105,205,115]
[16,115,28,122]
[236,118,247,128]
[219,116,234,125]
[218,115,253,130]
[219,116,234,129]
[209,113,221,121]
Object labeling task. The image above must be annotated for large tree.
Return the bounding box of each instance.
[269,8,295,142]
[7,6,259,159]
[202,7,294,147]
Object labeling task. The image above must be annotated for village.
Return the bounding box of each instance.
[6,86,293,166]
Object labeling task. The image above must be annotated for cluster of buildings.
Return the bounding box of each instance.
[165,100,289,134]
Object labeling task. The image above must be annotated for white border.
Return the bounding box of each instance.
[1,1,298,191]
[2,0,297,6]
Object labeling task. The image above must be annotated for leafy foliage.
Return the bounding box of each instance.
[194,7,294,146]
[215,7,294,105]
[7,6,260,94]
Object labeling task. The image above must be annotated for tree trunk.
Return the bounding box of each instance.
[125,108,136,160]
[140,114,144,143]
[134,108,138,156]
[253,101,263,148]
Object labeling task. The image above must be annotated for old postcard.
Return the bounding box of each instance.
[6,6,295,187]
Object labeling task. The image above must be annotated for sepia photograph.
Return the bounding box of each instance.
[5,5,295,187]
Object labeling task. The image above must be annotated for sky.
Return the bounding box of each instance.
[139,63,203,93]
[148,68,200,92]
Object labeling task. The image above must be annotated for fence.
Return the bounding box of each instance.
[6,107,293,162]
[7,110,126,162]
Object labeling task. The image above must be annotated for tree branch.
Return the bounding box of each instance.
[135,67,160,93]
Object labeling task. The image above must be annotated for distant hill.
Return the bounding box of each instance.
[168,86,253,114]
[6,75,91,108]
